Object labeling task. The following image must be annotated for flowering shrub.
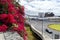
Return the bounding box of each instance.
[0,0,27,40]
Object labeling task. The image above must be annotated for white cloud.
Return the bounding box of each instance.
[19,0,60,15]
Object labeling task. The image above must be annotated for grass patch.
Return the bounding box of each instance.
[25,24,38,40]
[48,24,60,31]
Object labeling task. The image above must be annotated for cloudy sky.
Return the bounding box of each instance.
[19,0,60,16]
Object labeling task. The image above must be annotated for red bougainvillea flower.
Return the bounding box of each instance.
[2,24,8,29]
[0,0,26,40]
[13,13,20,23]
[12,27,18,31]
[7,0,12,3]
[0,14,7,20]
[17,23,24,31]
[17,5,25,16]
[0,24,8,32]
[23,35,27,40]
[21,6,25,15]
[8,6,17,14]
[0,0,7,4]
[21,6,24,11]
[2,17,9,24]
[14,13,25,23]
[19,14,25,23]
[11,23,24,32]
[8,14,17,23]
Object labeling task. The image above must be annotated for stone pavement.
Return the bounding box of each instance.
[0,33,5,40]
[0,31,23,40]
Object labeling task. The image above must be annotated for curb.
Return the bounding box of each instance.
[25,22,44,40]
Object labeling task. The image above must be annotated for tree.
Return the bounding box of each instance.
[45,12,54,17]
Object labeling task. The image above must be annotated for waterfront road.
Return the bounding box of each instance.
[26,19,60,40]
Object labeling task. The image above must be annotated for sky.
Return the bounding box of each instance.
[19,0,60,16]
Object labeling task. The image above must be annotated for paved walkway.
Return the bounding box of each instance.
[0,32,23,40]
[26,19,60,40]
